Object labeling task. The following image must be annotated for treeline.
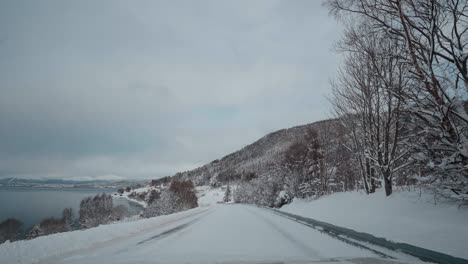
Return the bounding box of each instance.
[233,0,467,206]
[0,218,22,244]
[142,180,198,217]
[327,0,467,198]
[78,193,128,229]
[0,179,198,244]
[116,179,198,218]
[0,193,129,244]
[233,123,356,207]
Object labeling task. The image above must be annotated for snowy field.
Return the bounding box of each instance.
[281,187,468,259]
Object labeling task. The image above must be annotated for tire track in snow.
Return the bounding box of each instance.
[136,217,202,245]
[245,206,322,259]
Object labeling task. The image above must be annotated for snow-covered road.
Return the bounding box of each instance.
[30,204,421,264]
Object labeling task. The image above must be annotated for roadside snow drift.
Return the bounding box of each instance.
[280,188,468,259]
[0,206,211,264]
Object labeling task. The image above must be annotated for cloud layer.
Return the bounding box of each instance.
[0,0,341,179]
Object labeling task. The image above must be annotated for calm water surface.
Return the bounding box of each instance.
[0,186,143,231]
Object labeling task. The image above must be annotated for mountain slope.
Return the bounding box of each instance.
[171,119,336,186]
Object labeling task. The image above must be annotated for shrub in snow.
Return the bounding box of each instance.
[233,182,251,203]
[233,174,283,207]
[146,189,160,205]
[0,218,22,243]
[62,208,74,231]
[209,173,220,187]
[223,185,232,202]
[169,180,198,208]
[25,208,73,239]
[142,191,177,217]
[26,225,43,239]
[274,191,291,208]
[79,193,114,228]
[111,205,129,221]
[143,180,198,218]
[38,217,68,235]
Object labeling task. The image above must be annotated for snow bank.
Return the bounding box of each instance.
[0,206,210,264]
[280,187,468,259]
[196,186,225,205]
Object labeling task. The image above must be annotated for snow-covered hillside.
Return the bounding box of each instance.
[171,121,335,186]
[280,187,468,259]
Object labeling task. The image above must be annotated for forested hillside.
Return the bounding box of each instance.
[169,121,332,186]
[163,119,370,207]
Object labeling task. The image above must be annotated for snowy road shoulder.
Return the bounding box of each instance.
[268,207,468,264]
[0,206,213,264]
[280,188,468,260]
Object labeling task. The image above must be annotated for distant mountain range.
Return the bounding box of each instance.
[0,177,149,189]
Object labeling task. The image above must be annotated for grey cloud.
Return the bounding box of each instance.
[0,0,341,179]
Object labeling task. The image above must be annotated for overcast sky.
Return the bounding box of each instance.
[0,0,341,180]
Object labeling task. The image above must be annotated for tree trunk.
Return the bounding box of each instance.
[370,176,376,193]
[368,162,376,193]
[384,177,392,196]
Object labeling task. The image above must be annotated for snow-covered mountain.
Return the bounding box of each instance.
[170,119,337,186]
[0,178,149,189]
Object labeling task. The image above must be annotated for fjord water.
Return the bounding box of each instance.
[0,187,143,232]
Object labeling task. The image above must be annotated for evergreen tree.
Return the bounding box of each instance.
[223,185,232,203]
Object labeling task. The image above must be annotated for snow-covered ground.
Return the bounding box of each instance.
[280,187,468,259]
[196,185,225,205]
[1,185,451,263]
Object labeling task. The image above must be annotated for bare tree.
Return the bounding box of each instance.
[143,180,198,218]
[62,208,73,231]
[38,217,68,235]
[79,194,113,228]
[0,218,22,243]
[111,205,128,221]
[326,0,468,198]
[331,23,410,196]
